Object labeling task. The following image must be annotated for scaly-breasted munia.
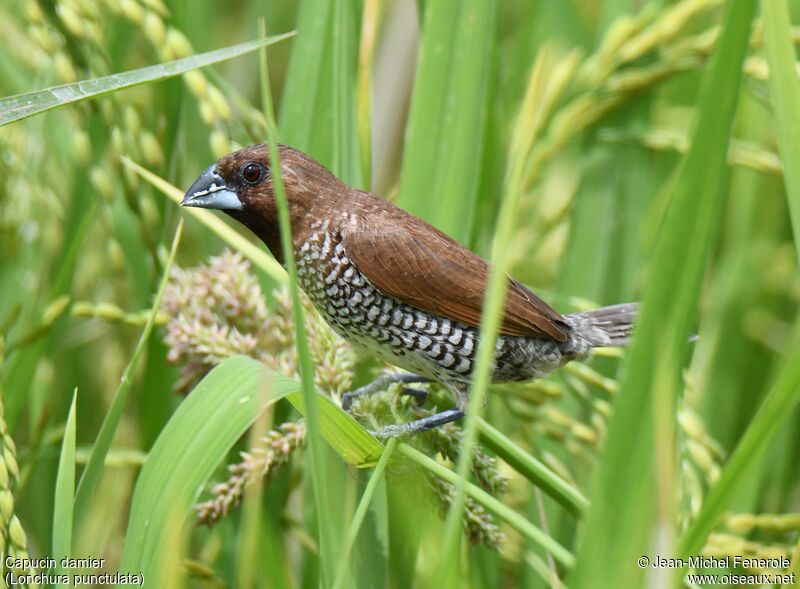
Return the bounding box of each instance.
[182,144,638,436]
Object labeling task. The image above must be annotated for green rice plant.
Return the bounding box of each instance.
[260,27,339,586]
[332,437,398,589]
[73,219,183,526]
[679,324,800,556]
[438,40,574,585]
[0,337,31,578]
[763,0,800,255]
[279,0,331,153]
[572,2,756,587]
[398,0,496,243]
[0,0,798,587]
[52,390,76,577]
[118,355,300,583]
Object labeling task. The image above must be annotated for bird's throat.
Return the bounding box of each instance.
[225,210,285,266]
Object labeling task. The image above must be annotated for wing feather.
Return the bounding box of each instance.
[342,208,569,341]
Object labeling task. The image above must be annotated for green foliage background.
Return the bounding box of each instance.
[0,0,799,587]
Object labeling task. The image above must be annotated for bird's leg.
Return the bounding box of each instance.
[341,372,431,410]
[399,387,429,406]
[368,408,465,438]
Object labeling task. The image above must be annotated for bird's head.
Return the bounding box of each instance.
[182,143,340,221]
[182,143,344,261]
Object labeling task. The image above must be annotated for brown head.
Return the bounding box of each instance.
[182,144,345,259]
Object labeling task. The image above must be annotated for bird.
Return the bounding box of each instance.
[182,144,638,437]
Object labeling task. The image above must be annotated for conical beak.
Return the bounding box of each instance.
[181,165,243,210]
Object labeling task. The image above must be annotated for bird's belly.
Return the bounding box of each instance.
[296,238,480,383]
[295,236,569,386]
[308,279,479,384]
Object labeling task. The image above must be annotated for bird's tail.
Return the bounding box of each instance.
[564,302,640,348]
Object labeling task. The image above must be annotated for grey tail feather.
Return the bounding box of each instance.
[564,302,640,348]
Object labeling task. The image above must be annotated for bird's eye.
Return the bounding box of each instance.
[241,162,263,185]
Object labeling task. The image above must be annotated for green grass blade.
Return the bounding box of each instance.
[397,0,496,243]
[356,0,380,187]
[120,157,287,284]
[477,419,588,515]
[332,437,398,589]
[570,2,756,588]
[762,0,800,262]
[52,389,77,576]
[0,33,295,127]
[259,27,338,587]
[285,393,383,466]
[73,220,183,526]
[438,13,538,580]
[398,443,575,570]
[118,356,301,584]
[678,327,800,555]
[331,0,362,187]
[279,0,331,151]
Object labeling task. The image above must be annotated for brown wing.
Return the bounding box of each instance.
[342,208,569,341]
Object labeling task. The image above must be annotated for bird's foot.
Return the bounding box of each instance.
[342,372,430,410]
[368,408,465,438]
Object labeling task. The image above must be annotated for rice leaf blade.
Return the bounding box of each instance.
[397,0,495,244]
[570,3,756,587]
[0,33,294,127]
[763,0,800,260]
[52,390,77,576]
[118,356,298,583]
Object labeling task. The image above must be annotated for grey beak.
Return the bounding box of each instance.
[181,165,243,210]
